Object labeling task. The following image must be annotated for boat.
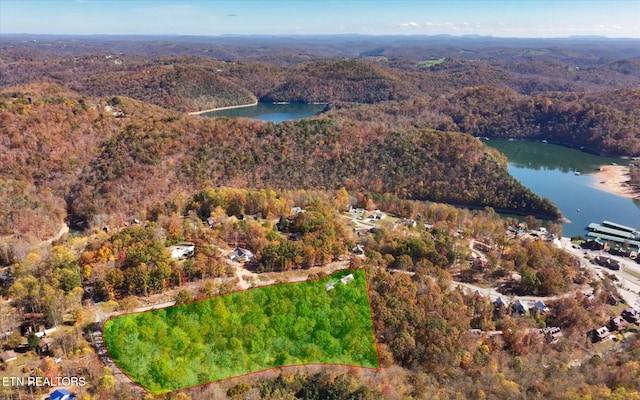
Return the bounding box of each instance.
[574,171,581,176]
[577,209,581,212]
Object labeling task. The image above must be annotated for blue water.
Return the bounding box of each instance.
[202,102,326,123]
[487,139,640,237]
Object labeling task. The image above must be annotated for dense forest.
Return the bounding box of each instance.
[1,39,639,155]
[103,269,378,395]
[0,82,559,248]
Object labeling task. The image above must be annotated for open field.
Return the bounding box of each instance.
[102,269,378,395]
[418,58,446,67]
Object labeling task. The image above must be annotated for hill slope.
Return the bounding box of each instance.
[0,83,559,239]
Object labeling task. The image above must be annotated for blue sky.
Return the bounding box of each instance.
[1,0,639,38]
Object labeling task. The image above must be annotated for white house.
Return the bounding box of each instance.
[340,274,355,285]
[230,247,255,263]
[169,244,195,260]
[370,210,386,220]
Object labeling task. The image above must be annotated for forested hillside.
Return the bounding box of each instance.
[1,46,639,155]
[78,64,257,112]
[324,86,640,156]
[259,60,418,103]
[0,83,558,244]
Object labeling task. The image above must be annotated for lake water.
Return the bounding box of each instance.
[202,102,326,123]
[200,105,640,237]
[485,139,640,237]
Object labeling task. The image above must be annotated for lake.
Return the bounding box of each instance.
[485,139,640,237]
[200,106,639,237]
[201,102,326,123]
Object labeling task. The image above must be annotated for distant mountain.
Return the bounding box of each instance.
[76,64,257,113]
[259,59,419,103]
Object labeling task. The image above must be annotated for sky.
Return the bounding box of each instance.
[1,0,639,38]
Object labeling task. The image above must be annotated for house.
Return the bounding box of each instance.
[325,283,334,291]
[352,244,365,255]
[512,299,527,315]
[621,308,640,323]
[610,246,631,258]
[38,337,54,354]
[169,244,195,260]
[349,206,365,215]
[533,300,549,314]
[543,327,563,343]
[230,247,255,263]
[607,293,621,306]
[50,389,75,400]
[20,320,45,336]
[400,218,417,228]
[0,350,17,363]
[494,297,507,311]
[584,238,609,251]
[608,316,628,331]
[290,207,305,215]
[370,210,386,220]
[592,326,611,342]
[340,274,355,285]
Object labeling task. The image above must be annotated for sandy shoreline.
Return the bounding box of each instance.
[187,100,258,116]
[592,165,638,199]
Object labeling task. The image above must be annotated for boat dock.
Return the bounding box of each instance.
[586,220,640,254]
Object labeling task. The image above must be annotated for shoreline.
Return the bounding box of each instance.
[187,100,258,116]
[592,165,638,199]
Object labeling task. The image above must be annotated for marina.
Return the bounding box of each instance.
[485,139,640,238]
[586,220,640,255]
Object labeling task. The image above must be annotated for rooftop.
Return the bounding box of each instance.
[588,223,640,240]
[602,220,638,233]
[586,231,640,247]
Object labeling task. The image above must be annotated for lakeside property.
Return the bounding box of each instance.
[486,139,640,238]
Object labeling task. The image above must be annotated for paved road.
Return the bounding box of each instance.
[92,300,175,388]
[451,281,592,304]
[386,268,592,305]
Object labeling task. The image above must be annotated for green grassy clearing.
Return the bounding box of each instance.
[418,58,446,67]
[102,269,378,395]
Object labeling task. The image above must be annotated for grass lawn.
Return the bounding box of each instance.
[102,269,378,395]
[418,58,445,68]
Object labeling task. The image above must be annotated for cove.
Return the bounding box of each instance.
[201,102,326,123]
[485,139,640,238]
